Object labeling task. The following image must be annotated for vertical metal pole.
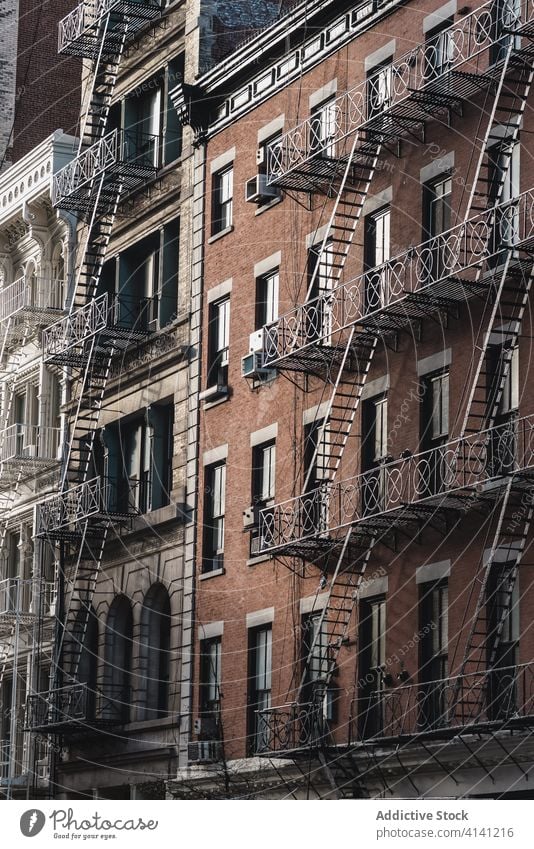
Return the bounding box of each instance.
[6,577,21,800]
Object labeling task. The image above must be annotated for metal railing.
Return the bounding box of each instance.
[58,0,163,54]
[0,424,61,465]
[37,476,141,536]
[0,740,9,781]
[26,682,131,731]
[0,579,55,618]
[0,277,64,323]
[259,662,534,753]
[52,129,158,207]
[42,292,154,360]
[259,414,534,552]
[262,188,534,366]
[267,0,528,183]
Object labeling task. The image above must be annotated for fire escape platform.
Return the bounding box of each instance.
[58,0,164,59]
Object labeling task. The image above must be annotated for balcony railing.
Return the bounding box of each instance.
[0,424,61,466]
[58,0,164,58]
[26,682,131,734]
[0,578,55,632]
[259,414,534,554]
[42,293,154,364]
[262,188,534,367]
[0,277,64,325]
[52,129,158,214]
[36,476,141,538]
[258,662,534,754]
[267,0,530,185]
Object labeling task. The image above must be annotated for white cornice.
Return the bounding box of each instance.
[0,131,78,228]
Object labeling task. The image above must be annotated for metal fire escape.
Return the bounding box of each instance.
[25,0,163,748]
[255,1,534,796]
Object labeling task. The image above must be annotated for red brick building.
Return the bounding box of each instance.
[170,0,534,798]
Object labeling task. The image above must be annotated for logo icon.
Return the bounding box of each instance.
[20,810,46,838]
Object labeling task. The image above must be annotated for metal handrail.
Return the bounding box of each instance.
[58,0,164,54]
[0,424,61,464]
[0,277,64,322]
[259,414,534,552]
[267,0,527,183]
[259,661,534,752]
[37,475,141,536]
[262,187,534,365]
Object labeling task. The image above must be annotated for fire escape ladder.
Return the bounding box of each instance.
[297,531,376,729]
[77,14,129,153]
[304,132,382,306]
[460,53,534,437]
[303,330,377,494]
[452,478,533,713]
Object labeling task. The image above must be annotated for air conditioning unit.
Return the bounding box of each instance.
[242,351,270,379]
[245,174,280,204]
[187,740,222,764]
[243,504,259,529]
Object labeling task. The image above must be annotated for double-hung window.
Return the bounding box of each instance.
[203,462,226,572]
[212,167,233,234]
[248,626,272,753]
[364,206,391,311]
[207,298,230,388]
[200,637,222,737]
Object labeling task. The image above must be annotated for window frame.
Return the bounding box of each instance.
[203,461,226,572]
[212,165,234,235]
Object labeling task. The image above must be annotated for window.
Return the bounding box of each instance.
[70,607,99,720]
[487,345,518,476]
[110,218,179,331]
[207,298,230,388]
[488,140,520,258]
[367,61,392,120]
[487,565,519,719]
[310,98,337,158]
[362,396,388,515]
[420,370,449,495]
[255,268,279,329]
[303,418,330,533]
[199,637,221,738]
[203,462,226,572]
[104,403,173,514]
[419,581,448,729]
[364,206,390,311]
[358,596,386,738]
[307,241,335,343]
[423,175,452,280]
[425,19,453,80]
[212,166,233,234]
[248,625,272,753]
[139,584,171,721]
[301,612,334,723]
[123,58,183,169]
[103,596,133,723]
[252,441,276,507]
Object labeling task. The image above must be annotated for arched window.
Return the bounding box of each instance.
[51,244,65,310]
[70,606,99,720]
[139,584,171,721]
[103,595,133,723]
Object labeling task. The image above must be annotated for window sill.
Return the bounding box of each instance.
[246,554,272,566]
[200,385,230,410]
[254,195,283,216]
[208,225,234,244]
[199,568,225,581]
[132,502,186,531]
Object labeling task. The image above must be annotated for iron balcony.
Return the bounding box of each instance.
[42,292,153,368]
[261,188,534,373]
[266,0,534,191]
[58,0,164,59]
[26,682,131,736]
[52,129,159,218]
[0,424,61,489]
[259,414,534,558]
[258,661,534,755]
[0,276,64,339]
[36,476,141,540]
[0,578,56,638]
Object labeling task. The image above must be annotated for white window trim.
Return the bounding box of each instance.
[250,423,278,448]
[365,40,396,72]
[309,79,338,110]
[417,349,452,376]
[363,186,392,217]
[420,152,454,184]
[207,278,232,304]
[198,621,224,640]
[246,607,275,629]
[359,576,388,599]
[202,444,228,466]
[423,0,457,33]
[258,116,285,145]
[361,374,390,401]
[300,593,329,614]
[416,559,451,584]
[210,147,236,175]
[254,252,281,279]
[303,402,329,426]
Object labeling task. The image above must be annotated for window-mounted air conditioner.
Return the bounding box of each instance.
[187,740,222,764]
[245,174,280,204]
